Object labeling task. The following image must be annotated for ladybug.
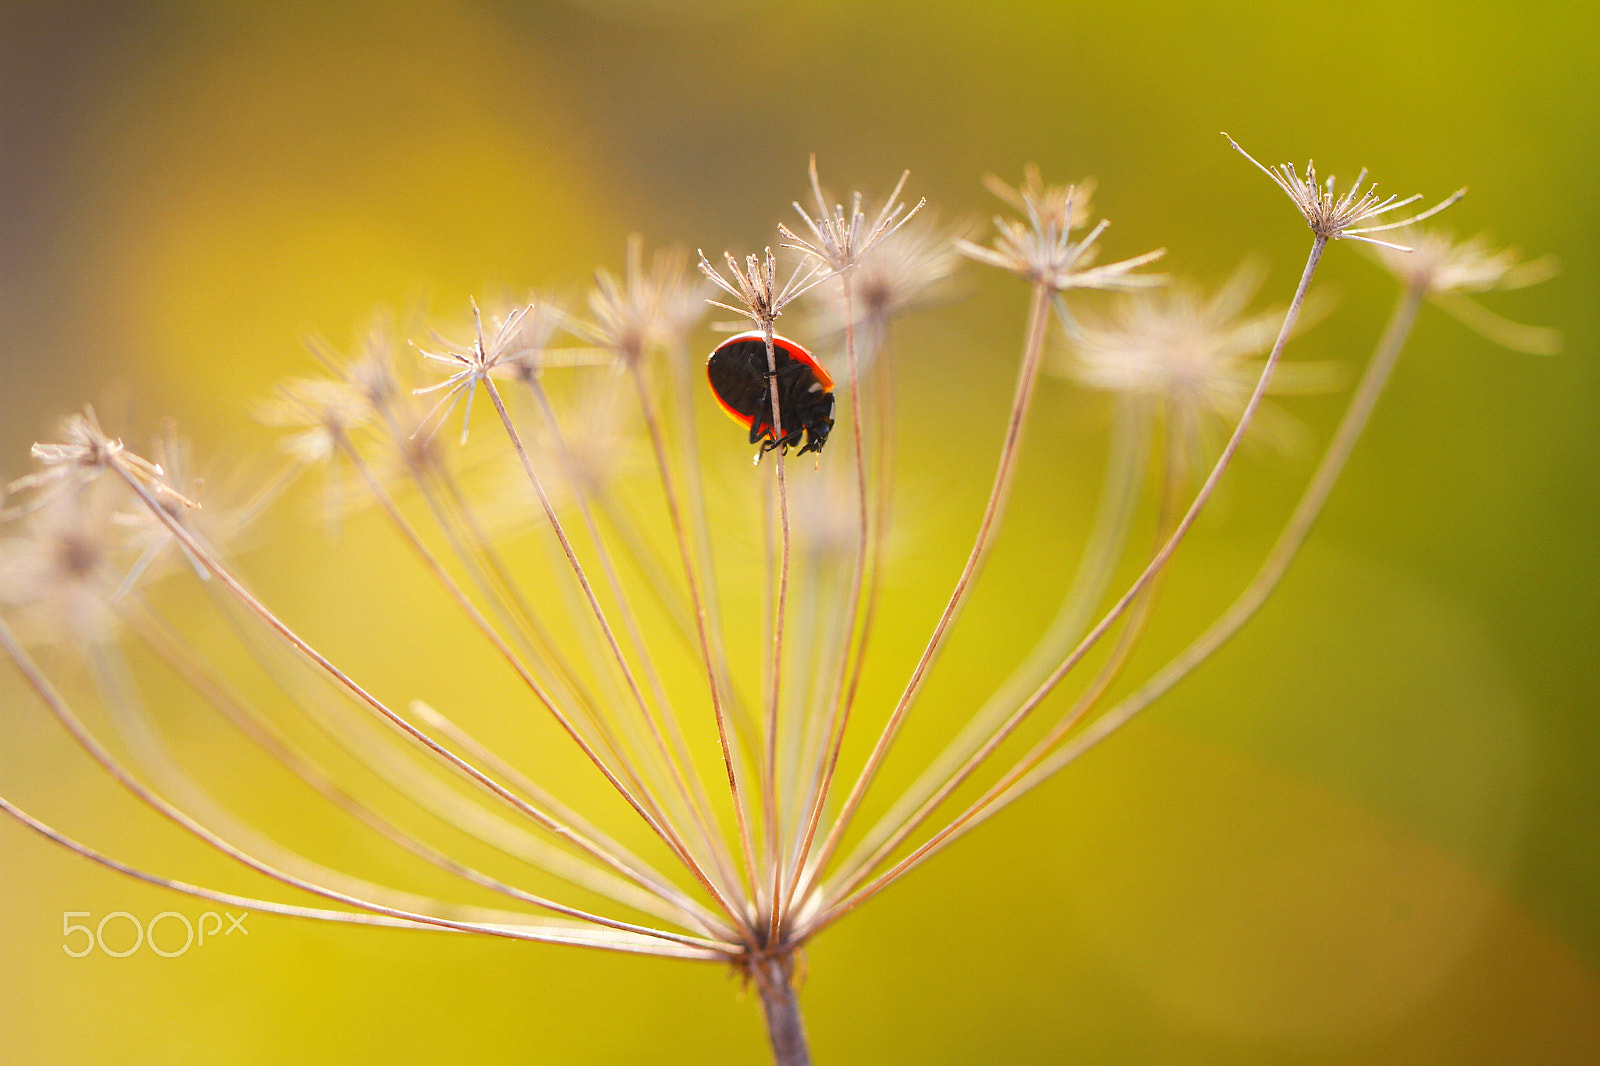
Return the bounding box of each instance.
[706,331,835,457]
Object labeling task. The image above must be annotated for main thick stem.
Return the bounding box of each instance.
[756,956,811,1066]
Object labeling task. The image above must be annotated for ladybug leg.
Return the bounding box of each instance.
[749,373,793,448]
[747,379,773,445]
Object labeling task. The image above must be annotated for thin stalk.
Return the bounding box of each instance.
[630,363,764,910]
[344,441,634,787]
[487,383,698,827]
[526,376,737,888]
[825,425,1182,902]
[841,395,1148,873]
[195,577,721,934]
[104,455,751,938]
[762,324,794,944]
[977,277,1429,809]
[422,458,615,746]
[658,333,750,765]
[340,438,696,866]
[0,615,729,955]
[781,276,871,923]
[804,279,1053,891]
[808,235,1331,932]
[406,699,707,896]
[485,380,755,935]
[594,490,706,658]
[87,634,701,936]
[126,604,700,928]
[0,797,723,958]
[787,313,899,900]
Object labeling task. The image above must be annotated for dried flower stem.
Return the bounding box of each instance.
[524,376,744,892]
[93,450,738,949]
[781,273,872,924]
[810,235,1330,926]
[88,625,692,938]
[483,378,757,934]
[419,466,619,749]
[656,330,747,718]
[755,954,811,1066]
[802,278,1055,894]
[0,612,725,954]
[333,437,725,926]
[1,794,725,954]
[846,397,1147,869]
[407,698,710,918]
[824,431,1181,904]
[761,324,795,943]
[1018,275,1428,788]
[628,362,764,905]
[120,603,692,926]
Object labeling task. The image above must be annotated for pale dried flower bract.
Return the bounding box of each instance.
[0,480,125,644]
[1,413,204,644]
[9,408,195,512]
[983,165,1095,230]
[415,299,548,442]
[809,214,969,343]
[259,377,374,466]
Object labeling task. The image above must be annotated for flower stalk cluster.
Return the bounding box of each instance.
[0,145,1555,1066]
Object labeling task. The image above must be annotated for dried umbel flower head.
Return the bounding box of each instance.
[779,155,925,275]
[576,236,707,366]
[983,164,1095,229]
[0,476,126,644]
[697,246,826,334]
[1062,261,1339,469]
[1,412,205,644]
[9,407,193,511]
[807,213,969,349]
[110,421,277,594]
[260,376,373,467]
[1368,229,1561,355]
[957,167,1166,291]
[1225,134,1465,248]
[414,297,576,442]
[1,146,1560,1066]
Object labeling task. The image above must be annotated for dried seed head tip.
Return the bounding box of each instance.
[1224,134,1465,249]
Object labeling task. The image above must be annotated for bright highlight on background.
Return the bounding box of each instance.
[2,2,1595,1063]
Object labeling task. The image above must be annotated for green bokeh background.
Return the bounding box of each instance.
[2,1,1596,1063]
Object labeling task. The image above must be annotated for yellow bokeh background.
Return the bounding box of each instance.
[3,2,1596,1063]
